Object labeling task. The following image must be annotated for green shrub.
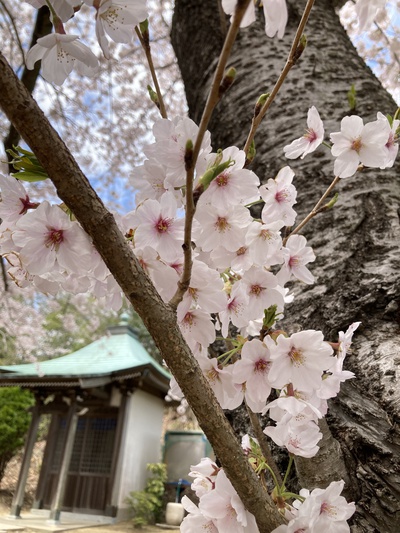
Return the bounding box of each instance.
[126,463,167,528]
[0,387,34,483]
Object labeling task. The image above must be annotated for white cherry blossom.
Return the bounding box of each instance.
[26,33,99,85]
[264,419,322,458]
[277,234,315,285]
[246,219,284,267]
[268,330,334,392]
[12,201,93,276]
[355,0,387,32]
[377,112,399,168]
[84,0,148,58]
[0,174,38,228]
[222,0,288,38]
[194,204,252,252]
[177,307,216,351]
[198,146,260,209]
[218,283,250,338]
[297,480,356,531]
[232,338,273,413]
[133,192,184,262]
[240,266,284,321]
[179,259,226,315]
[25,0,77,22]
[260,166,297,227]
[284,106,324,159]
[330,115,388,178]
[197,354,240,409]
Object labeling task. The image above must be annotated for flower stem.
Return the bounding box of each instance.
[170,0,252,308]
[135,26,167,119]
[246,403,283,487]
[283,175,340,245]
[243,0,316,155]
[281,454,294,491]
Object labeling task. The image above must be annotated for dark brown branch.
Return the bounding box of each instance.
[4,6,52,168]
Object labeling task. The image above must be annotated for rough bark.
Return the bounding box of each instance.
[172,1,400,532]
[0,53,286,533]
[3,6,52,165]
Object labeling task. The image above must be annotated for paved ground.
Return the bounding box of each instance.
[0,519,179,533]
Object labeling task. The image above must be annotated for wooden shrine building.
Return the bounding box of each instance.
[0,317,170,522]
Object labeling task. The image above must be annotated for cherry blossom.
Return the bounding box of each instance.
[197,354,240,409]
[268,330,334,392]
[330,115,388,178]
[245,220,284,267]
[199,470,259,533]
[11,201,93,277]
[232,338,273,412]
[272,516,312,533]
[181,496,218,533]
[297,480,356,532]
[25,0,77,23]
[264,419,322,458]
[193,204,252,252]
[189,458,219,498]
[177,307,216,351]
[218,283,250,338]
[377,112,399,168]
[284,106,324,159]
[83,0,148,59]
[133,192,184,262]
[221,0,288,39]
[277,234,315,285]
[0,174,38,227]
[26,33,99,85]
[260,166,297,227]
[240,266,284,321]
[355,0,387,32]
[145,117,211,188]
[198,146,260,209]
[179,259,226,315]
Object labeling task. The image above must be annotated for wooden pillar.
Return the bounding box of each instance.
[48,401,78,524]
[106,391,128,517]
[9,401,41,518]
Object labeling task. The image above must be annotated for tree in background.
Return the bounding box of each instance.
[0,388,33,484]
[0,1,399,531]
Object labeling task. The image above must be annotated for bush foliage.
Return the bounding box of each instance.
[126,462,167,528]
[0,387,33,483]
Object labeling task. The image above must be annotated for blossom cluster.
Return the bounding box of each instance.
[221,0,388,39]
[1,106,394,530]
[180,457,356,533]
[23,0,390,86]
[0,175,123,310]
[24,0,148,84]
[284,106,398,178]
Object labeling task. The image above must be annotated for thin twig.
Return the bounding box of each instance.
[169,0,252,308]
[135,26,168,119]
[243,0,316,155]
[192,0,252,164]
[283,176,340,245]
[246,402,283,487]
[0,0,25,65]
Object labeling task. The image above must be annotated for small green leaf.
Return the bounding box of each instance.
[11,170,49,182]
[6,146,49,182]
[347,84,357,111]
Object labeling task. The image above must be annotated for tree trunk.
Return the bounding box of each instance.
[172,1,400,532]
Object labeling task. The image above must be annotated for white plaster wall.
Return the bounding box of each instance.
[113,390,164,514]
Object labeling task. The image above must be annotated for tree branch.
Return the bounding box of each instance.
[0,51,285,532]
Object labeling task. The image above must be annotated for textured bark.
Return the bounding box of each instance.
[3,6,52,165]
[0,53,285,533]
[172,1,400,532]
